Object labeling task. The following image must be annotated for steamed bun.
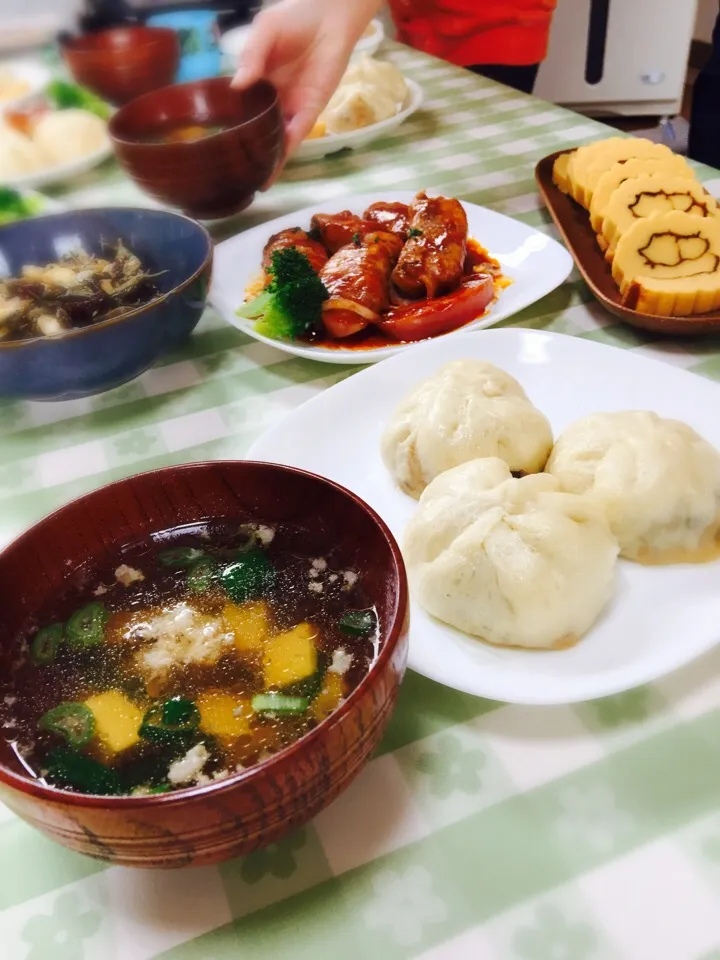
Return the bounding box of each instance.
[404,458,619,649]
[381,360,553,498]
[32,109,109,166]
[322,83,397,135]
[343,55,408,104]
[0,123,45,178]
[546,411,720,564]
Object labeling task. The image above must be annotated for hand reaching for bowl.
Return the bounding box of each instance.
[231,0,382,171]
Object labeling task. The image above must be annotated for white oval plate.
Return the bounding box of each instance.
[352,18,385,58]
[292,78,423,163]
[3,137,113,191]
[211,190,573,365]
[249,329,720,705]
[0,59,51,114]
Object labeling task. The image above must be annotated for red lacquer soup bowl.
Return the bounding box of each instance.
[0,461,409,868]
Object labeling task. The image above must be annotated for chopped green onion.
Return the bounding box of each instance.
[30,623,64,664]
[157,547,206,568]
[65,602,108,649]
[140,697,200,744]
[46,747,122,795]
[39,702,96,747]
[187,556,218,593]
[147,783,171,794]
[252,693,309,715]
[339,609,377,637]
[351,232,361,245]
[220,548,275,605]
[408,227,423,238]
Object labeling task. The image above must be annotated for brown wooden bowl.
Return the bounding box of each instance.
[0,461,409,868]
[61,27,180,106]
[109,78,284,220]
[536,150,720,337]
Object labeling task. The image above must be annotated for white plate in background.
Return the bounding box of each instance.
[211,190,573,364]
[249,329,720,704]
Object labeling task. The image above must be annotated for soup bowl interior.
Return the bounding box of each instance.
[109,78,284,219]
[0,461,408,867]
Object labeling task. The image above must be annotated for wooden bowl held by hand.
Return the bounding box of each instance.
[109,78,285,220]
[0,461,409,868]
[61,27,180,106]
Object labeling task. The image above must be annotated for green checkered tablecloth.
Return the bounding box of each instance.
[4,41,720,960]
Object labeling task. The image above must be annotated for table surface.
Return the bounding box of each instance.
[4,42,720,960]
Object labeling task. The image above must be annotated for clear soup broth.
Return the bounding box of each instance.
[0,520,378,797]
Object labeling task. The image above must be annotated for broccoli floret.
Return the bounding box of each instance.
[237,247,328,341]
[46,80,111,120]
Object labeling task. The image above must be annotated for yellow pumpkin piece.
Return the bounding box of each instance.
[263,622,318,690]
[197,691,252,739]
[312,672,345,722]
[85,690,144,758]
[306,119,327,139]
[223,600,271,652]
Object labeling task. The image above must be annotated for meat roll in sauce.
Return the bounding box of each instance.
[310,211,377,255]
[320,231,404,338]
[391,192,468,299]
[363,201,410,237]
[262,228,328,280]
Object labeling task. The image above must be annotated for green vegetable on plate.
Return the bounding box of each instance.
[39,703,96,748]
[46,79,111,120]
[236,247,329,341]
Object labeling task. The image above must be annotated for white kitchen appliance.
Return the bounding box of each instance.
[535,0,699,116]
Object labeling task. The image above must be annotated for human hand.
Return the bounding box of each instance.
[232,0,380,162]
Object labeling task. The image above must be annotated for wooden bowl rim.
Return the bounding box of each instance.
[0,207,212,351]
[108,77,281,149]
[0,460,409,809]
[62,26,180,56]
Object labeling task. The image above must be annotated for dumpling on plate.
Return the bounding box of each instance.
[546,410,720,563]
[32,109,109,166]
[0,123,46,179]
[381,359,553,498]
[404,458,619,650]
[342,54,408,104]
[321,82,398,134]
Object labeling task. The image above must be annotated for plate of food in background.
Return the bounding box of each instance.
[0,80,113,190]
[0,186,60,225]
[249,328,720,704]
[210,189,573,364]
[293,56,422,161]
[0,59,51,114]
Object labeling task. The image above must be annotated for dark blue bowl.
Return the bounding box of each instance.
[0,208,213,401]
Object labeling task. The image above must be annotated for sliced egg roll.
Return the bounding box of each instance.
[571,137,672,209]
[601,175,717,259]
[612,210,720,315]
[589,155,696,233]
[551,151,573,194]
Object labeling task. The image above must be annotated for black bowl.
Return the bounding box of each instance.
[0,208,213,401]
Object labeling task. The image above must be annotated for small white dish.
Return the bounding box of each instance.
[0,59,51,114]
[211,190,573,365]
[292,78,423,162]
[249,329,720,705]
[352,18,385,58]
[2,138,113,191]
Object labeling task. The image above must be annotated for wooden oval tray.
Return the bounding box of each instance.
[535,150,720,336]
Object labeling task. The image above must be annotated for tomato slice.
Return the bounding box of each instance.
[376,274,495,342]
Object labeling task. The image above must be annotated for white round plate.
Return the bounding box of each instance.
[0,59,51,114]
[210,190,573,365]
[292,79,423,162]
[2,137,113,191]
[352,18,385,58]
[248,329,720,705]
